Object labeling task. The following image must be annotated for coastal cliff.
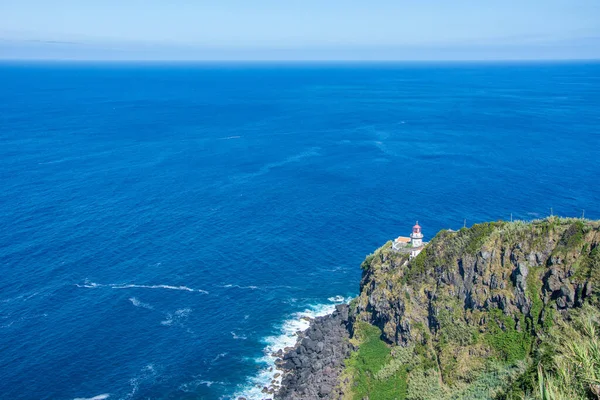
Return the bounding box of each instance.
[276,217,600,399]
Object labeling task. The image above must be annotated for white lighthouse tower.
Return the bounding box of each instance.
[410,222,423,247]
[391,221,427,257]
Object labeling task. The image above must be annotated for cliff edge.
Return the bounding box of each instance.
[277,217,600,400]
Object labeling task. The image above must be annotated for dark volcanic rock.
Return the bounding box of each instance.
[275,304,352,400]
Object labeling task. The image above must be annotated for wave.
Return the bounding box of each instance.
[198,380,224,387]
[218,135,241,140]
[220,284,259,290]
[128,297,153,310]
[126,364,158,399]
[179,378,227,393]
[231,331,248,340]
[73,394,110,400]
[76,280,209,294]
[212,352,228,362]
[230,295,350,399]
[161,308,192,326]
[220,283,295,291]
[327,295,350,303]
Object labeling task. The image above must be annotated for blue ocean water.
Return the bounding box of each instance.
[0,62,599,400]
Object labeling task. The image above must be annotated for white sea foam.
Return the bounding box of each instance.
[77,280,208,294]
[126,364,158,399]
[161,308,192,326]
[128,297,153,310]
[212,352,228,362]
[231,331,248,340]
[230,295,350,400]
[221,284,294,291]
[179,378,226,392]
[221,284,260,290]
[199,380,220,387]
[73,394,110,400]
[219,135,241,140]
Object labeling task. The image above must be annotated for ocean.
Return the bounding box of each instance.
[0,62,599,400]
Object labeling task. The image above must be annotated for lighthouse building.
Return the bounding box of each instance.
[392,222,427,258]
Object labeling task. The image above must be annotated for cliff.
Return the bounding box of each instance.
[350,217,600,399]
[276,217,600,400]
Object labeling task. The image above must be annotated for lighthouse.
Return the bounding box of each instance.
[410,222,423,248]
[391,221,427,258]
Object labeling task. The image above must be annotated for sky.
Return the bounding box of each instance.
[1,0,599,61]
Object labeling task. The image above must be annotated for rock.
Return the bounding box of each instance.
[319,383,333,396]
[272,349,284,358]
[275,305,351,400]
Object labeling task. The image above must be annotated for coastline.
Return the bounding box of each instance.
[232,300,352,400]
[275,304,353,400]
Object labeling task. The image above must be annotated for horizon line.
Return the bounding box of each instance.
[1,57,600,64]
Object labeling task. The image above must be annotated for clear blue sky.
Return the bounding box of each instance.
[1,0,599,60]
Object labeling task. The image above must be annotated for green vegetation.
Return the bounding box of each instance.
[574,246,600,285]
[484,309,532,363]
[526,266,544,330]
[344,322,407,400]
[361,253,375,270]
[464,222,501,255]
[438,308,478,347]
[500,305,600,399]
[554,220,586,254]
[403,248,428,283]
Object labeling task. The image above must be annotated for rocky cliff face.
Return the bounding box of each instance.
[276,305,352,400]
[354,217,600,390]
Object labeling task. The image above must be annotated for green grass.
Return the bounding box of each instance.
[501,305,600,400]
[346,322,407,400]
[464,222,500,255]
[526,266,544,330]
[553,220,586,256]
[484,309,532,364]
[361,253,375,270]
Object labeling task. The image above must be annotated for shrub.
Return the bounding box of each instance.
[484,309,532,363]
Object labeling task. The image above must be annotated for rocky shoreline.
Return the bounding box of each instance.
[274,304,353,400]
